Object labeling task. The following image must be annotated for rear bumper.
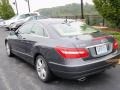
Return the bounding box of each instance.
[51,62,117,79]
[49,50,120,79]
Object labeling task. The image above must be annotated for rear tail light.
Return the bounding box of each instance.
[113,39,119,49]
[92,36,112,41]
[55,47,89,59]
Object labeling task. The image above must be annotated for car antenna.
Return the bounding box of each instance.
[63,19,67,24]
[65,16,68,23]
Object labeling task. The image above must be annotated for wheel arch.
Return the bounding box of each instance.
[33,45,51,66]
[33,53,44,66]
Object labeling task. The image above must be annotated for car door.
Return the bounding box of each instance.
[24,22,49,57]
[13,21,34,56]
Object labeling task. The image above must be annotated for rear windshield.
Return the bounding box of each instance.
[52,22,98,36]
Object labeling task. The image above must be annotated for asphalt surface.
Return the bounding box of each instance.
[0,27,120,90]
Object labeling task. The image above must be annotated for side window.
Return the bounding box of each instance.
[17,22,34,34]
[31,23,48,37]
[18,15,25,19]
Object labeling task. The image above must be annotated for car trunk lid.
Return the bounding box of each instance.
[61,32,114,59]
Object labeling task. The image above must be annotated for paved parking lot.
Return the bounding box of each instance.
[0,27,120,90]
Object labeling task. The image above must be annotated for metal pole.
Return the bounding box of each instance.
[103,18,105,26]
[27,0,31,12]
[81,0,84,19]
[15,0,18,14]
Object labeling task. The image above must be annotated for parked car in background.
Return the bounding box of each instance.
[9,15,48,31]
[5,19,120,82]
[3,12,39,30]
[0,19,5,27]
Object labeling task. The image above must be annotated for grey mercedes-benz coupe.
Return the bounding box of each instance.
[5,19,120,82]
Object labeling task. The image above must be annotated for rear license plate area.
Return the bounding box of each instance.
[96,44,107,55]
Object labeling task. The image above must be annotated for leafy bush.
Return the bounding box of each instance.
[93,0,120,28]
[0,0,15,19]
[102,30,120,45]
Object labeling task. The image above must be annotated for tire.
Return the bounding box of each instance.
[5,42,13,57]
[35,55,53,82]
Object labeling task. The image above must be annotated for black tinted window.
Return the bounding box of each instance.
[18,22,34,34]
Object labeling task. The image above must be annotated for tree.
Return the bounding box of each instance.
[37,3,98,17]
[0,0,15,19]
[93,0,120,28]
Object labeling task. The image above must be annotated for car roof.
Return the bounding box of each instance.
[37,18,76,25]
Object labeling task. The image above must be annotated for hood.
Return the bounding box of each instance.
[5,19,25,25]
[5,19,16,25]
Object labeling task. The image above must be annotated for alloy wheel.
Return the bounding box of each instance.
[36,57,47,80]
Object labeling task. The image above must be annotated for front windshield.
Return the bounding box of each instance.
[18,14,30,19]
[10,15,18,20]
[52,22,98,36]
[10,13,38,20]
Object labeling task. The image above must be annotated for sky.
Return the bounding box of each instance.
[10,0,93,14]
